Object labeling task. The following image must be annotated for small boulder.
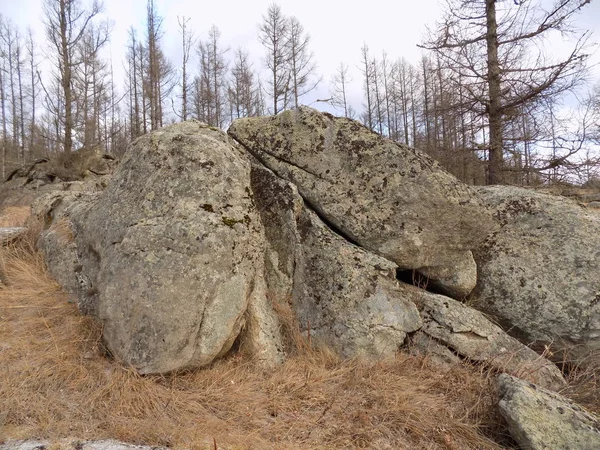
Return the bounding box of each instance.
[412,291,565,390]
[497,373,600,450]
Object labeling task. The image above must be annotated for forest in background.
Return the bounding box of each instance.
[0,0,599,186]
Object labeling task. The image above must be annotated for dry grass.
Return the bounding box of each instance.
[0,206,31,227]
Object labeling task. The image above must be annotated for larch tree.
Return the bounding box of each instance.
[228,47,262,120]
[286,16,320,108]
[177,16,195,121]
[330,62,353,118]
[258,3,290,114]
[194,25,228,128]
[43,0,105,152]
[421,0,592,184]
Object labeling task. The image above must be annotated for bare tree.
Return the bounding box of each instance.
[145,0,174,130]
[360,44,373,130]
[422,0,592,184]
[228,47,262,120]
[330,62,353,118]
[194,25,228,128]
[286,16,320,108]
[177,16,195,121]
[43,0,105,152]
[258,3,290,114]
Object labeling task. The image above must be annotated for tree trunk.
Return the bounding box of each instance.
[485,0,503,184]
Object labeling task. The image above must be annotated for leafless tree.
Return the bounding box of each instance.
[177,16,195,121]
[258,3,290,114]
[330,62,354,118]
[421,0,592,184]
[194,25,228,128]
[286,16,320,108]
[43,0,105,152]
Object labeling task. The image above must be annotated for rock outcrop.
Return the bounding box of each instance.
[42,121,285,374]
[229,107,495,299]
[251,163,423,358]
[472,186,600,364]
[24,113,568,383]
[497,373,600,450]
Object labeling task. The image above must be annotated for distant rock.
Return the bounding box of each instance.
[472,186,600,365]
[5,147,116,184]
[497,373,600,450]
[229,107,495,299]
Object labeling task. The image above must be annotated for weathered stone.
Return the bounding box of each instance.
[5,147,117,184]
[228,107,495,298]
[413,292,565,390]
[497,373,600,450]
[588,201,600,209]
[69,121,282,374]
[32,191,100,303]
[0,226,26,245]
[418,251,477,299]
[251,163,422,357]
[472,186,600,364]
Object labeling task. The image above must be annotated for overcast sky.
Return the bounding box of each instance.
[2,0,599,117]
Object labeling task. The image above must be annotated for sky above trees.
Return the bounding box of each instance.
[2,0,599,113]
[1,0,599,185]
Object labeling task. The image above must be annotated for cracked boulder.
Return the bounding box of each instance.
[228,107,495,299]
[471,186,600,365]
[497,373,600,450]
[411,292,565,390]
[251,163,422,358]
[51,121,284,374]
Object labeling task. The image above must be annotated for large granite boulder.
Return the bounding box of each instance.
[472,186,600,363]
[497,374,600,450]
[65,121,283,374]
[228,107,495,299]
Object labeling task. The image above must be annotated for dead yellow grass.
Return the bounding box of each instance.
[0,205,31,227]
[1,237,518,449]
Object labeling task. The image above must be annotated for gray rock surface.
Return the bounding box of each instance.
[251,164,422,357]
[413,291,565,390]
[228,107,495,298]
[32,191,100,302]
[497,373,600,450]
[472,186,600,363]
[0,226,26,244]
[418,250,477,299]
[69,121,282,374]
